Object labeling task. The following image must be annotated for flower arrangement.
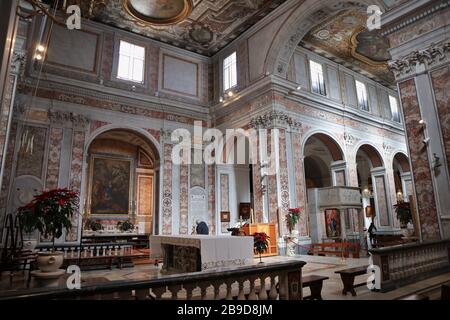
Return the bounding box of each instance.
[117,220,134,232]
[85,219,103,232]
[285,208,301,234]
[18,188,79,249]
[253,232,270,263]
[394,201,412,227]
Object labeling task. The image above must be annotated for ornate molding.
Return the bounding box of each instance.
[388,40,450,79]
[383,142,394,155]
[250,110,302,131]
[10,51,26,76]
[48,109,89,130]
[344,132,355,146]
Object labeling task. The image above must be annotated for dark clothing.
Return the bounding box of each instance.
[368,222,377,243]
[196,222,209,235]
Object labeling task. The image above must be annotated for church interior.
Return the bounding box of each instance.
[0,0,449,302]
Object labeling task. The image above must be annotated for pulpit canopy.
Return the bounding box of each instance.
[318,187,362,210]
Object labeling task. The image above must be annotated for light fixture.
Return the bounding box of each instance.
[219,96,224,103]
[227,91,234,98]
[35,54,43,61]
[423,137,430,145]
[362,188,372,198]
[36,44,45,52]
[296,85,302,91]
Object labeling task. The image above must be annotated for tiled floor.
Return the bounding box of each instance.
[1,254,449,300]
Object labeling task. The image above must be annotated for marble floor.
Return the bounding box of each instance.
[1,254,449,300]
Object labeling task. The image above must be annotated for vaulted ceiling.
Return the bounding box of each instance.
[91,0,287,56]
[301,9,395,87]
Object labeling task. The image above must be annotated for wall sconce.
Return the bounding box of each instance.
[432,153,442,170]
[396,191,404,202]
[419,119,426,126]
[423,137,430,146]
[34,43,45,61]
[362,188,372,198]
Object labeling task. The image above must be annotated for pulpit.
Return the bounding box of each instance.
[242,223,278,257]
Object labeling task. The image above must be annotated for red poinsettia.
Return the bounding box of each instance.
[286,208,301,233]
[253,232,270,263]
[18,188,79,249]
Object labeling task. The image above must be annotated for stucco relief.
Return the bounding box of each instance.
[45,128,63,190]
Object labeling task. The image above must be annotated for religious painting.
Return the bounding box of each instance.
[324,209,341,238]
[239,203,251,220]
[221,211,230,223]
[88,155,132,217]
[351,29,391,65]
[124,0,193,25]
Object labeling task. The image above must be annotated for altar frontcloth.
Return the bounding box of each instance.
[150,235,254,271]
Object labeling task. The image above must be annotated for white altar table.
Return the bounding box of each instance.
[150,235,254,272]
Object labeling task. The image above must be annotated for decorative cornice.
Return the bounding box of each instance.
[381,0,450,37]
[388,40,450,79]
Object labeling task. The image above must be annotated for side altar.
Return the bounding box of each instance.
[150,235,254,273]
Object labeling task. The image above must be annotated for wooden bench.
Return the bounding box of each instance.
[335,265,369,296]
[309,242,360,258]
[302,275,329,300]
[400,294,429,300]
[442,283,450,300]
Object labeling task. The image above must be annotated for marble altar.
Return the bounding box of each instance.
[150,235,254,272]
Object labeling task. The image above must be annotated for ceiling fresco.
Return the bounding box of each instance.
[301,10,395,87]
[85,0,287,56]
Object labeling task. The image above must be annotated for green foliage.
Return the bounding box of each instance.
[117,220,134,232]
[18,188,79,247]
[394,202,412,226]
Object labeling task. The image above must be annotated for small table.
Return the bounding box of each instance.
[302,275,329,300]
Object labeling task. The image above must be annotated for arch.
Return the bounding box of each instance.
[80,126,162,235]
[302,131,345,162]
[355,143,384,168]
[264,0,384,77]
[86,124,162,162]
[393,152,411,173]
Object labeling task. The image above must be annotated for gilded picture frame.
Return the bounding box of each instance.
[87,154,133,218]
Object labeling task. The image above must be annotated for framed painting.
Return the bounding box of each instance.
[88,155,133,218]
[324,209,341,238]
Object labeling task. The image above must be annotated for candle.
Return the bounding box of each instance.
[251,209,255,224]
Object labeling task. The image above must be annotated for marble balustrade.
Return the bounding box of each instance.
[370,239,450,292]
[0,260,305,300]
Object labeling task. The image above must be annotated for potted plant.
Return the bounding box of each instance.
[117,220,134,232]
[253,232,270,264]
[18,188,79,273]
[285,208,301,234]
[394,201,412,228]
[86,219,103,232]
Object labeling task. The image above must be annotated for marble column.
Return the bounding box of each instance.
[0,0,19,190]
[161,129,173,235]
[249,111,301,237]
[382,1,450,239]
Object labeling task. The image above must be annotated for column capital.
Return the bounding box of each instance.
[389,40,450,80]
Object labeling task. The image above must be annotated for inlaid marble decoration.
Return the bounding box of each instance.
[179,163,189,234]
[45,127,63,190]
[374,176,390,227]
[292,132,308,237]
[252,133,263,222]
[0,122,17,241]
[89,120,110,134]
[399,79,440,240]
[207,165,215,234]
[66,130,86,242]
[431,67,450,167]
[162,144,173,235]
[278,129,290,235]
[137,175,153,233]
[0,75,15,168]
[220,173,230,233]
[335,170,346,186]
[267,130,278,223]
[15,126,47,179]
